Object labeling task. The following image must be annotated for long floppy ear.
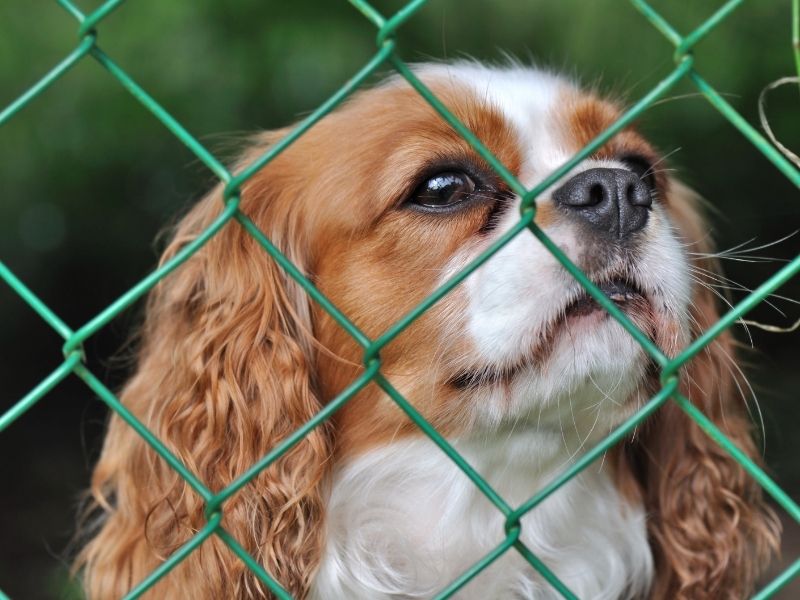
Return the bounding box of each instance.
[75,134,333,599]
[618,182,780,599]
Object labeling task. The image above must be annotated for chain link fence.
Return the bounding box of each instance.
[1,0,799,598]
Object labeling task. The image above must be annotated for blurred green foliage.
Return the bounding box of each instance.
[1,1,798,598]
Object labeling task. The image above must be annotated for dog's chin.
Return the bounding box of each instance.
[452,287,664,437]
[509,322,654,431]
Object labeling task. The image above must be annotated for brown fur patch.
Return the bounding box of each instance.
[533,201,558,229]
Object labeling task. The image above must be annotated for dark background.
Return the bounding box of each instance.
[1,1,798,598]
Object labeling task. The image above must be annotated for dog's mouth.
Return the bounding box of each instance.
[450,276,652,391]
[564,277,647,319]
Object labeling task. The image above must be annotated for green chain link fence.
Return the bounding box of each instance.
[2,0,799,598]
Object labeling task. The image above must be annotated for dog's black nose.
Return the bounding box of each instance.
[552,168,652,239]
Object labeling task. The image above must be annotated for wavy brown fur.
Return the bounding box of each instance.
[74,136,331,598]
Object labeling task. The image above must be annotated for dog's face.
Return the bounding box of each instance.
[264,63,692,454]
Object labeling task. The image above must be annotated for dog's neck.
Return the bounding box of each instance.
[312,429,653,599]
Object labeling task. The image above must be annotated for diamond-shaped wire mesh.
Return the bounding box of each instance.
[1,1,799,598]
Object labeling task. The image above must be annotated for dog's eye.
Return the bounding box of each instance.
[410,171,477,209]
[620,155,656,188]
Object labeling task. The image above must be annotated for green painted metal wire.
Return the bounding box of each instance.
[753,558,800,600]
[0,354,80,433]
[204,361,382,516]
[62,197,241,357]
[1,0,799,598]
[433,527,522,600]
[122,512,223,600]
[214,526,294,600]
[508,380,679,526]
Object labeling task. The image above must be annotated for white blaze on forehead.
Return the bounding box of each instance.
[416,62,572,181]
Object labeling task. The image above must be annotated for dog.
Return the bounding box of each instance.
[76,61,780,599]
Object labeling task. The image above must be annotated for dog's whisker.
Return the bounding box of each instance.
[691,265,799,312]
[690,230,798,262]
[717,343,767,453]
[688,280,754,346]
[639,147,682,180]
[689,271,789,317]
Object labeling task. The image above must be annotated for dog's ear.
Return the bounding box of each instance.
[616,182,780,599]
[76,133,333,599]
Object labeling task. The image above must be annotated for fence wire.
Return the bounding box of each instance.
[1,1,800,598]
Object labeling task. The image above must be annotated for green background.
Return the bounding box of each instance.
[1,1,798,598]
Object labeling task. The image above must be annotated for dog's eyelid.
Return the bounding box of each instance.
[400,158,502,213]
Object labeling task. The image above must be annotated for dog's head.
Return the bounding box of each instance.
[251,64,690,445]
[78,62,778,599]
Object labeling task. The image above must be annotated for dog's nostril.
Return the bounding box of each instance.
[588,183,604,206]
[625,183,635,198]
[628,181,652,208]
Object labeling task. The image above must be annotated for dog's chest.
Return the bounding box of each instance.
[311,436,654,599]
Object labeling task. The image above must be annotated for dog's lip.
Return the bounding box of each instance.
[564,277,646,318]
[449,276,651,391]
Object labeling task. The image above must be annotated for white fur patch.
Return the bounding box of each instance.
[312,437,653,599]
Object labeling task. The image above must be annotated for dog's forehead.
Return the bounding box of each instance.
[415,63,570,175]
[412,63,656,181]
[417,64,565,128]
